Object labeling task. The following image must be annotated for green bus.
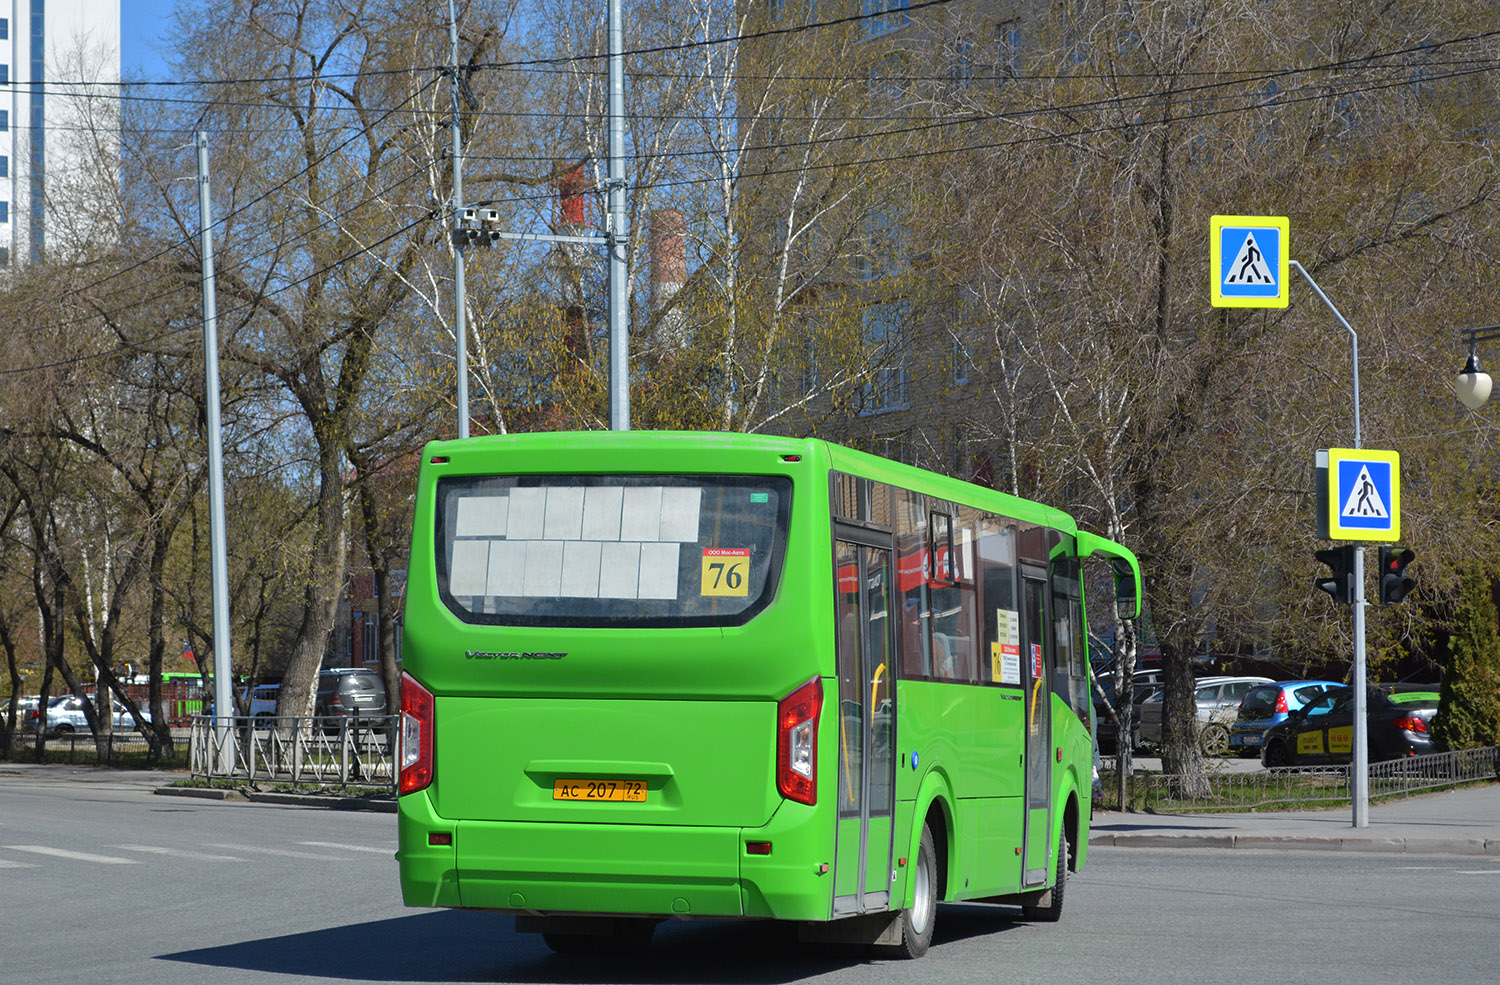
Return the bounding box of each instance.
[395,431,1140,957]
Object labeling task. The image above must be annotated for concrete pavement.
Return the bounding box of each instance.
[1091,783,1500,855]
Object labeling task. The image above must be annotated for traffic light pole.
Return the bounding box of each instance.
[1292,260,1368,829]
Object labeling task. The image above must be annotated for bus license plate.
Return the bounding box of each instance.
[553,779,647,803]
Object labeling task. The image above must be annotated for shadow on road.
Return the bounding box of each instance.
[158,905,1030,982]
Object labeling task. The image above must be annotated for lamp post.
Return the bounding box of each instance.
[1456,325,1500,410]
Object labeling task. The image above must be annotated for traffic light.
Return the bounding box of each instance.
[1379,546,1416,604]
[1314,545,1355,604]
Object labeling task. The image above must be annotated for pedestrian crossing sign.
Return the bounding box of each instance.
[1325,448,1400,541]
[1211,215,1290,308]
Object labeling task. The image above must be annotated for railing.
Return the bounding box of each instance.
[1,730,178,766]
[189,715,398,793]
[1098,746,1500,813]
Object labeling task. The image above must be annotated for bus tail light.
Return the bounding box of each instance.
[777,678,822,806]
[399,672,435,795]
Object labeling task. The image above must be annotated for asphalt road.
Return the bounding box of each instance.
[3,767,1498,984]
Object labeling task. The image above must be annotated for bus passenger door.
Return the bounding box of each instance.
[832,537,896,915]
[1020,569,1052,886]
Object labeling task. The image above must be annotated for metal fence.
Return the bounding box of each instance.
[1100,746,1500,813]
[189,715,398,793]
[1,730,175,766]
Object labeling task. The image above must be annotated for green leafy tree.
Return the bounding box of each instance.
[1432,569,1500,751]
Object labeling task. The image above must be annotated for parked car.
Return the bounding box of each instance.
[32,695,151,734]
[1093,667,1165,754]
[7,696,41,730]
[247,683,280,718]
[1136,676,1274,754]
[315,668,387,724]
[23,696,73,732]
[1228,680,1342,755]
[1259,684,1440,768]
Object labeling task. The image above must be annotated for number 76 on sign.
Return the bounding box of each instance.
[701,548,750,596]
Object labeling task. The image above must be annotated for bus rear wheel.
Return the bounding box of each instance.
[1021,831,1068,923]
[887,822,937,959]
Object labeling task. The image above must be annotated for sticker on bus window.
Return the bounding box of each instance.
[994,609,1022,685]
[1031,644,1045,679]
[701,548,751,597]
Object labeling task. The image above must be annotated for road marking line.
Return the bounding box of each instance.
[111,844,245,862]
[298,841,392,855]
[207,843,348,860]
[0,858,37,868]
[4,845,139,864]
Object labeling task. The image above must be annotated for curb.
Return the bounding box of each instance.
[1091,832,1500,856]
[154,784,397,813]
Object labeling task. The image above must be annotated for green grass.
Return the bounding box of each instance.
[166,776,390,798]
[1096,770,1498,813]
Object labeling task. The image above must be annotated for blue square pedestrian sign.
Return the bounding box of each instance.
[1325,448,1400,541]
[1210,215,1289,308]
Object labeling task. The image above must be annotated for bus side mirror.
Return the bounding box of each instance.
[1112,559,1137,619]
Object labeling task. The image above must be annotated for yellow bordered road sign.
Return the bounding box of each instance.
[1211,215,1290,308]
[1326,448,1400,542]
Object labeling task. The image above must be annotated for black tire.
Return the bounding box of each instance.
[1021,830,1068,923]
[1263,739,1290,768]
[887,822,937,959]
[54,723,75,734]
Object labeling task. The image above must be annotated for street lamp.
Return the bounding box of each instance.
[1456,325,1500,410]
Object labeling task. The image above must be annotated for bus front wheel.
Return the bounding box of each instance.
[889,822,937,958]
[1021,831,1068,922]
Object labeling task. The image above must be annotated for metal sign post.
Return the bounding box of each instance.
[1292,260,1371,830]
[1211,216,1374,828]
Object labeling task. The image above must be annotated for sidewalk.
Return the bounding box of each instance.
[1090,783,1500,856]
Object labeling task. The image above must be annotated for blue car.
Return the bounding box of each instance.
[1228,681,1342,754]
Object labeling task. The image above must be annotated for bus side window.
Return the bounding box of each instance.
[1050,557,1088,717]
[931,513,981,683]
[897,492,931,678]
[978,518,1017,685]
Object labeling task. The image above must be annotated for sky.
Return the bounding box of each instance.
[121,0,177,82]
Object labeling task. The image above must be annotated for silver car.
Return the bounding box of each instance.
[34,695,151,734]
[1135,676,1273,754]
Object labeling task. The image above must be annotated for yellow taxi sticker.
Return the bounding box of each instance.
[701,548,750,597]
[1297,732,1324,756]
[1327,726,1352,755]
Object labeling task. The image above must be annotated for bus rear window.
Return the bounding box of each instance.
[435,475,793,627]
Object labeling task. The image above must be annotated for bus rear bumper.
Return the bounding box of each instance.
[455,820,743,917]
[397,797,831,921]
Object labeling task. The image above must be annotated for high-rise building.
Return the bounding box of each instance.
[2,1,120,267]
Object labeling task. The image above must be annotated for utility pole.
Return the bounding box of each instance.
[449,0,470,439]
[1293,260,1369,829]
[607,0,630,430]
[196,131,234,774]
[446,1,627,431]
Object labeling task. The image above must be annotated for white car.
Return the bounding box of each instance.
[1135,676,1274,754]
[36,695,151,734]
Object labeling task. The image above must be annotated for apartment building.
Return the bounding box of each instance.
[2,0,120,266]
